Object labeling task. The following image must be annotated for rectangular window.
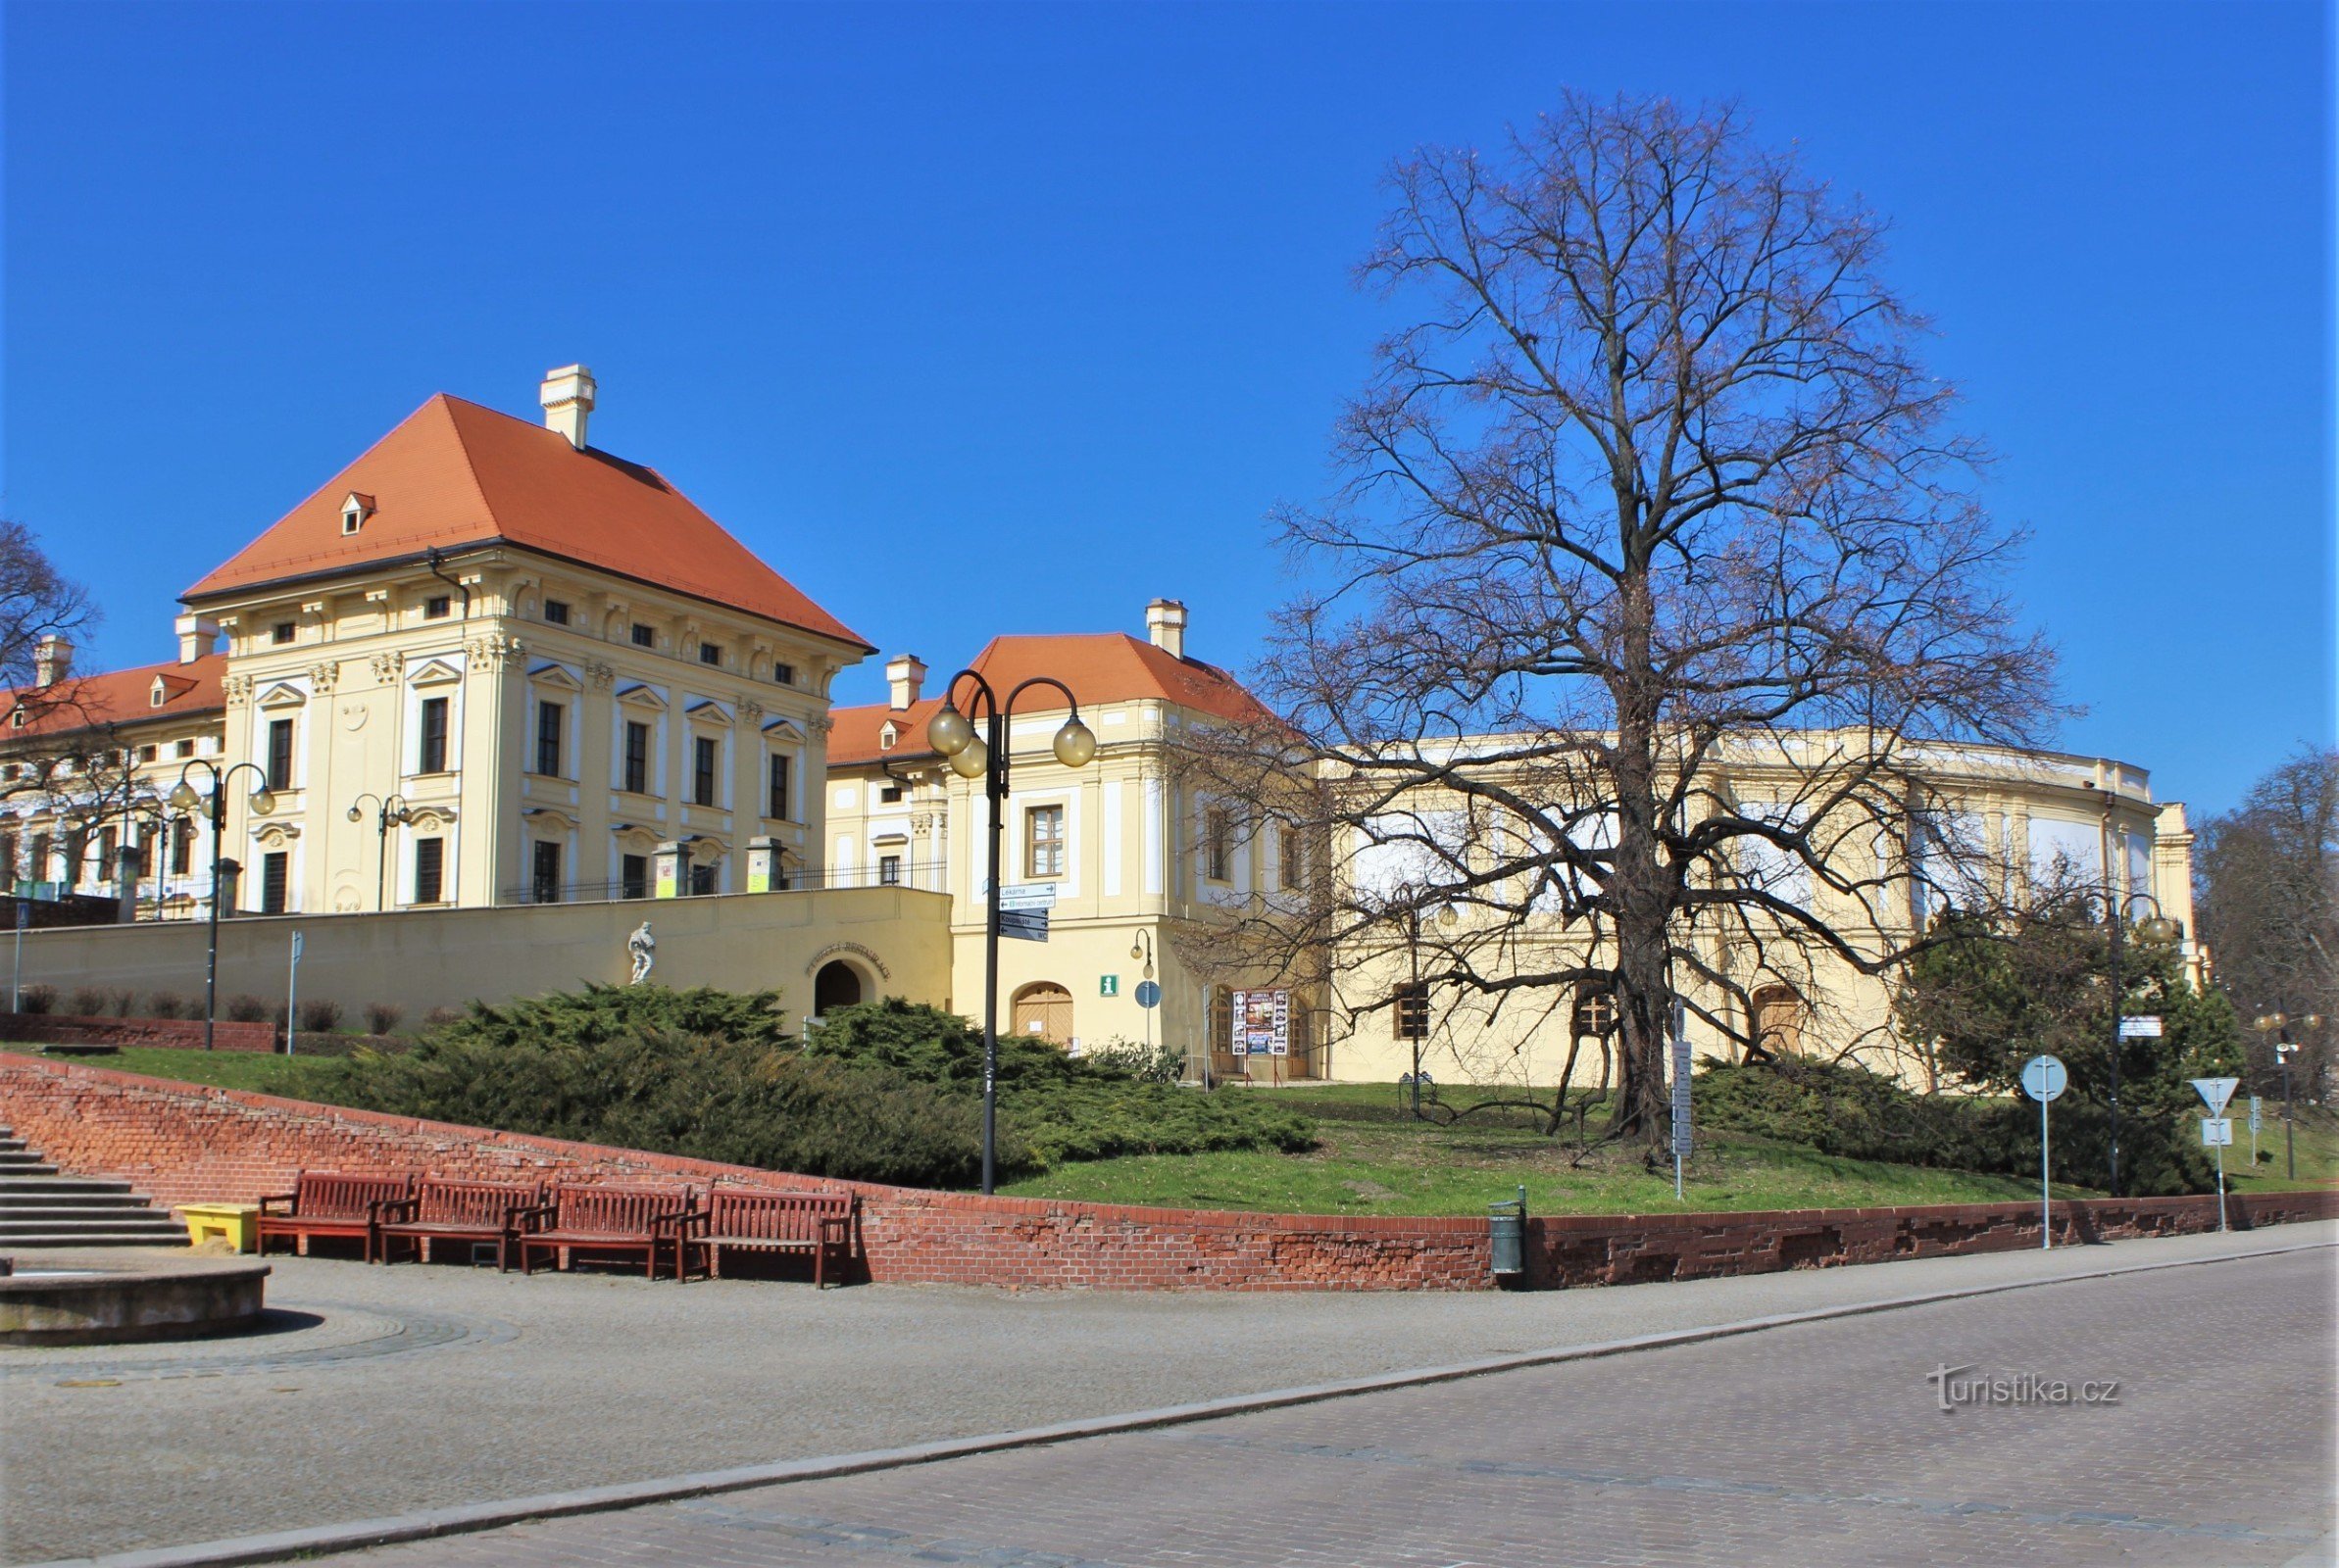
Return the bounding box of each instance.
[1205,808,1231,882]
[134,828,154,880]
[621,854,649,901]
[266,718,296,791]
[171,818,193,876]
[1026,805,1066,879]
[767,754,791,820]
[878,783,904,804]
[418,696,450,773]
[698,642,722,666]
[97,826,119,871]
[423,596,451,620]
[261,851,290,915]
[271,621,296,646]
[878,854,902,886]
[689,862,720,896]
[542,599,571,626]
[693,735,719,807]
[1394,981,1429,1041]
[631,622,655,648]
[623,721,651,794]
[534,702,564,777]
[138,744,158,763]
[771,662,795,687]
[413,837,444,905]
[1277,822,1303,891]
[175,738,195,759]
[531,841,563,905]
[0,831,16,883]
[28,834,49,887]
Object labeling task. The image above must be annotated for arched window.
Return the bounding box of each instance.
[814,960,864,1015]
[1749,985,1807,1059]
[1011,981,1073,1044]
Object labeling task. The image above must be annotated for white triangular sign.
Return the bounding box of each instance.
[2191,1077,2239,1116]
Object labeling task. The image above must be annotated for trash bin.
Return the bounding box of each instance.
[178,1202,261,1253]
[1488,1185,1527,1280]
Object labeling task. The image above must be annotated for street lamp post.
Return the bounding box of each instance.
[1128,927,1156,1068]
[170,760,275,1051]
[1401,895,1459,1121]
[346,793,411,911]
[2250,1011,2319,1180]
[2096,888,2181,1199]
[926,671,1096,1195]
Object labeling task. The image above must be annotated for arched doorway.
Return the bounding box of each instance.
[814,960,864,1016]
[1010,982,1072,1044]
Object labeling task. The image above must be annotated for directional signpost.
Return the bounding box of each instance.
[2022,1054,2067,1250]
[1669,1029,1693,1200]
[2192,1076,2240,1232]
[2249,1096,2264,1167]
[286,930,306,1055]
[997,883,1054,944]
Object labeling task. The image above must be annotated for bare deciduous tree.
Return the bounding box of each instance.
[1177,94,2059,1143]
[2197,750,2338,1097]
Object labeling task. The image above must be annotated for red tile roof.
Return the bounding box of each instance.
[828,633,1270,765]
[183,394,870,651]
[1,654,225,741]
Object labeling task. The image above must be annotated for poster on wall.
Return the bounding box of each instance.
[1230,990,1291,1057]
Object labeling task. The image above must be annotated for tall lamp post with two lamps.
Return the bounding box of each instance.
[2093,888,2182,1199]
[346,793,411,911]
[170,760,275,1052]
[925,671,1096,1195]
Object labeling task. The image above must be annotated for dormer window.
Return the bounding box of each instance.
[150,677,168,708]
[879,721,898,752]
[341,492,374,535]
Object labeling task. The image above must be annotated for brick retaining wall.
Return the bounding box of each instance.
[0,1014,280,1053]
[1,1054,2329,1291]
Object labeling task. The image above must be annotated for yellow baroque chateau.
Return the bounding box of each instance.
[3,367,2200,1086]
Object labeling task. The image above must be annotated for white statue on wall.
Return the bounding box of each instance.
[626,920,656,986]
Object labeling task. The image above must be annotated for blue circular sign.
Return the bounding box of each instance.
[1134,980,1162,1009]
[2020,1054,2067,1103]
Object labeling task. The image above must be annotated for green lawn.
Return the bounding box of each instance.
[999,1080,2092,1216]
[3,1044,347,1098]
[2222,1106,2338,1192]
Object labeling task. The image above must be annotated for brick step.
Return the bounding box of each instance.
[0,1163,62,1179]
[0,1138,27,1152]
[0,1153,57,1170]
[2,1231,191,1249]
[0,1203,186,1225]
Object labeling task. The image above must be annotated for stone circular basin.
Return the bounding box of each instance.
[0,1255,271,1346]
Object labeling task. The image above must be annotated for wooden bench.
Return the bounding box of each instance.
[673,1188,857,1287]
[255,1172,416,1257]
[371,1178,546,1270]
[515,1184,697,1279]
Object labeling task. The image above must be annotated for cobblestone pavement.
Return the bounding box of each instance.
[3,1225,2331,1564]
[293,1245,2339,1568]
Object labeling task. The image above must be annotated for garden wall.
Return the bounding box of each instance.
[0,1014,279,1052]
[2,1054,2329,1291]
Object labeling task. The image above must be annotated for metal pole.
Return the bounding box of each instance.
[286,932,298,1056]
[204,790,223,1052]
[979,709,1005,1196]
[2040,1090,2051,1250]
[1409,908,1422,1121]
[2105,900,2122,1199]
[2283,1055,2296,1179]
[2215,1126,2226,1233]
[376,809,389,912]
[12,909,22,1011]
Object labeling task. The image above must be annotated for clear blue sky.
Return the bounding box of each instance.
[4,1,2329,816]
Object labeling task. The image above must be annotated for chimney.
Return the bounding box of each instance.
[174,613,220,665]
[32,635,70,687]
[885,654,927,710]
[1145,599,1187,660]
[539,364,597,449]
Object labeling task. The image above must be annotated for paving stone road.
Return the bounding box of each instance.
[4,1225,2332,1565]
[294,1244,2339,1568]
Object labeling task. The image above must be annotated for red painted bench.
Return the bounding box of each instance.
[372,1178,546,1271]
[515,1184,697,1279]
[256,1172,416,1257]
[674,1188,857,1287]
